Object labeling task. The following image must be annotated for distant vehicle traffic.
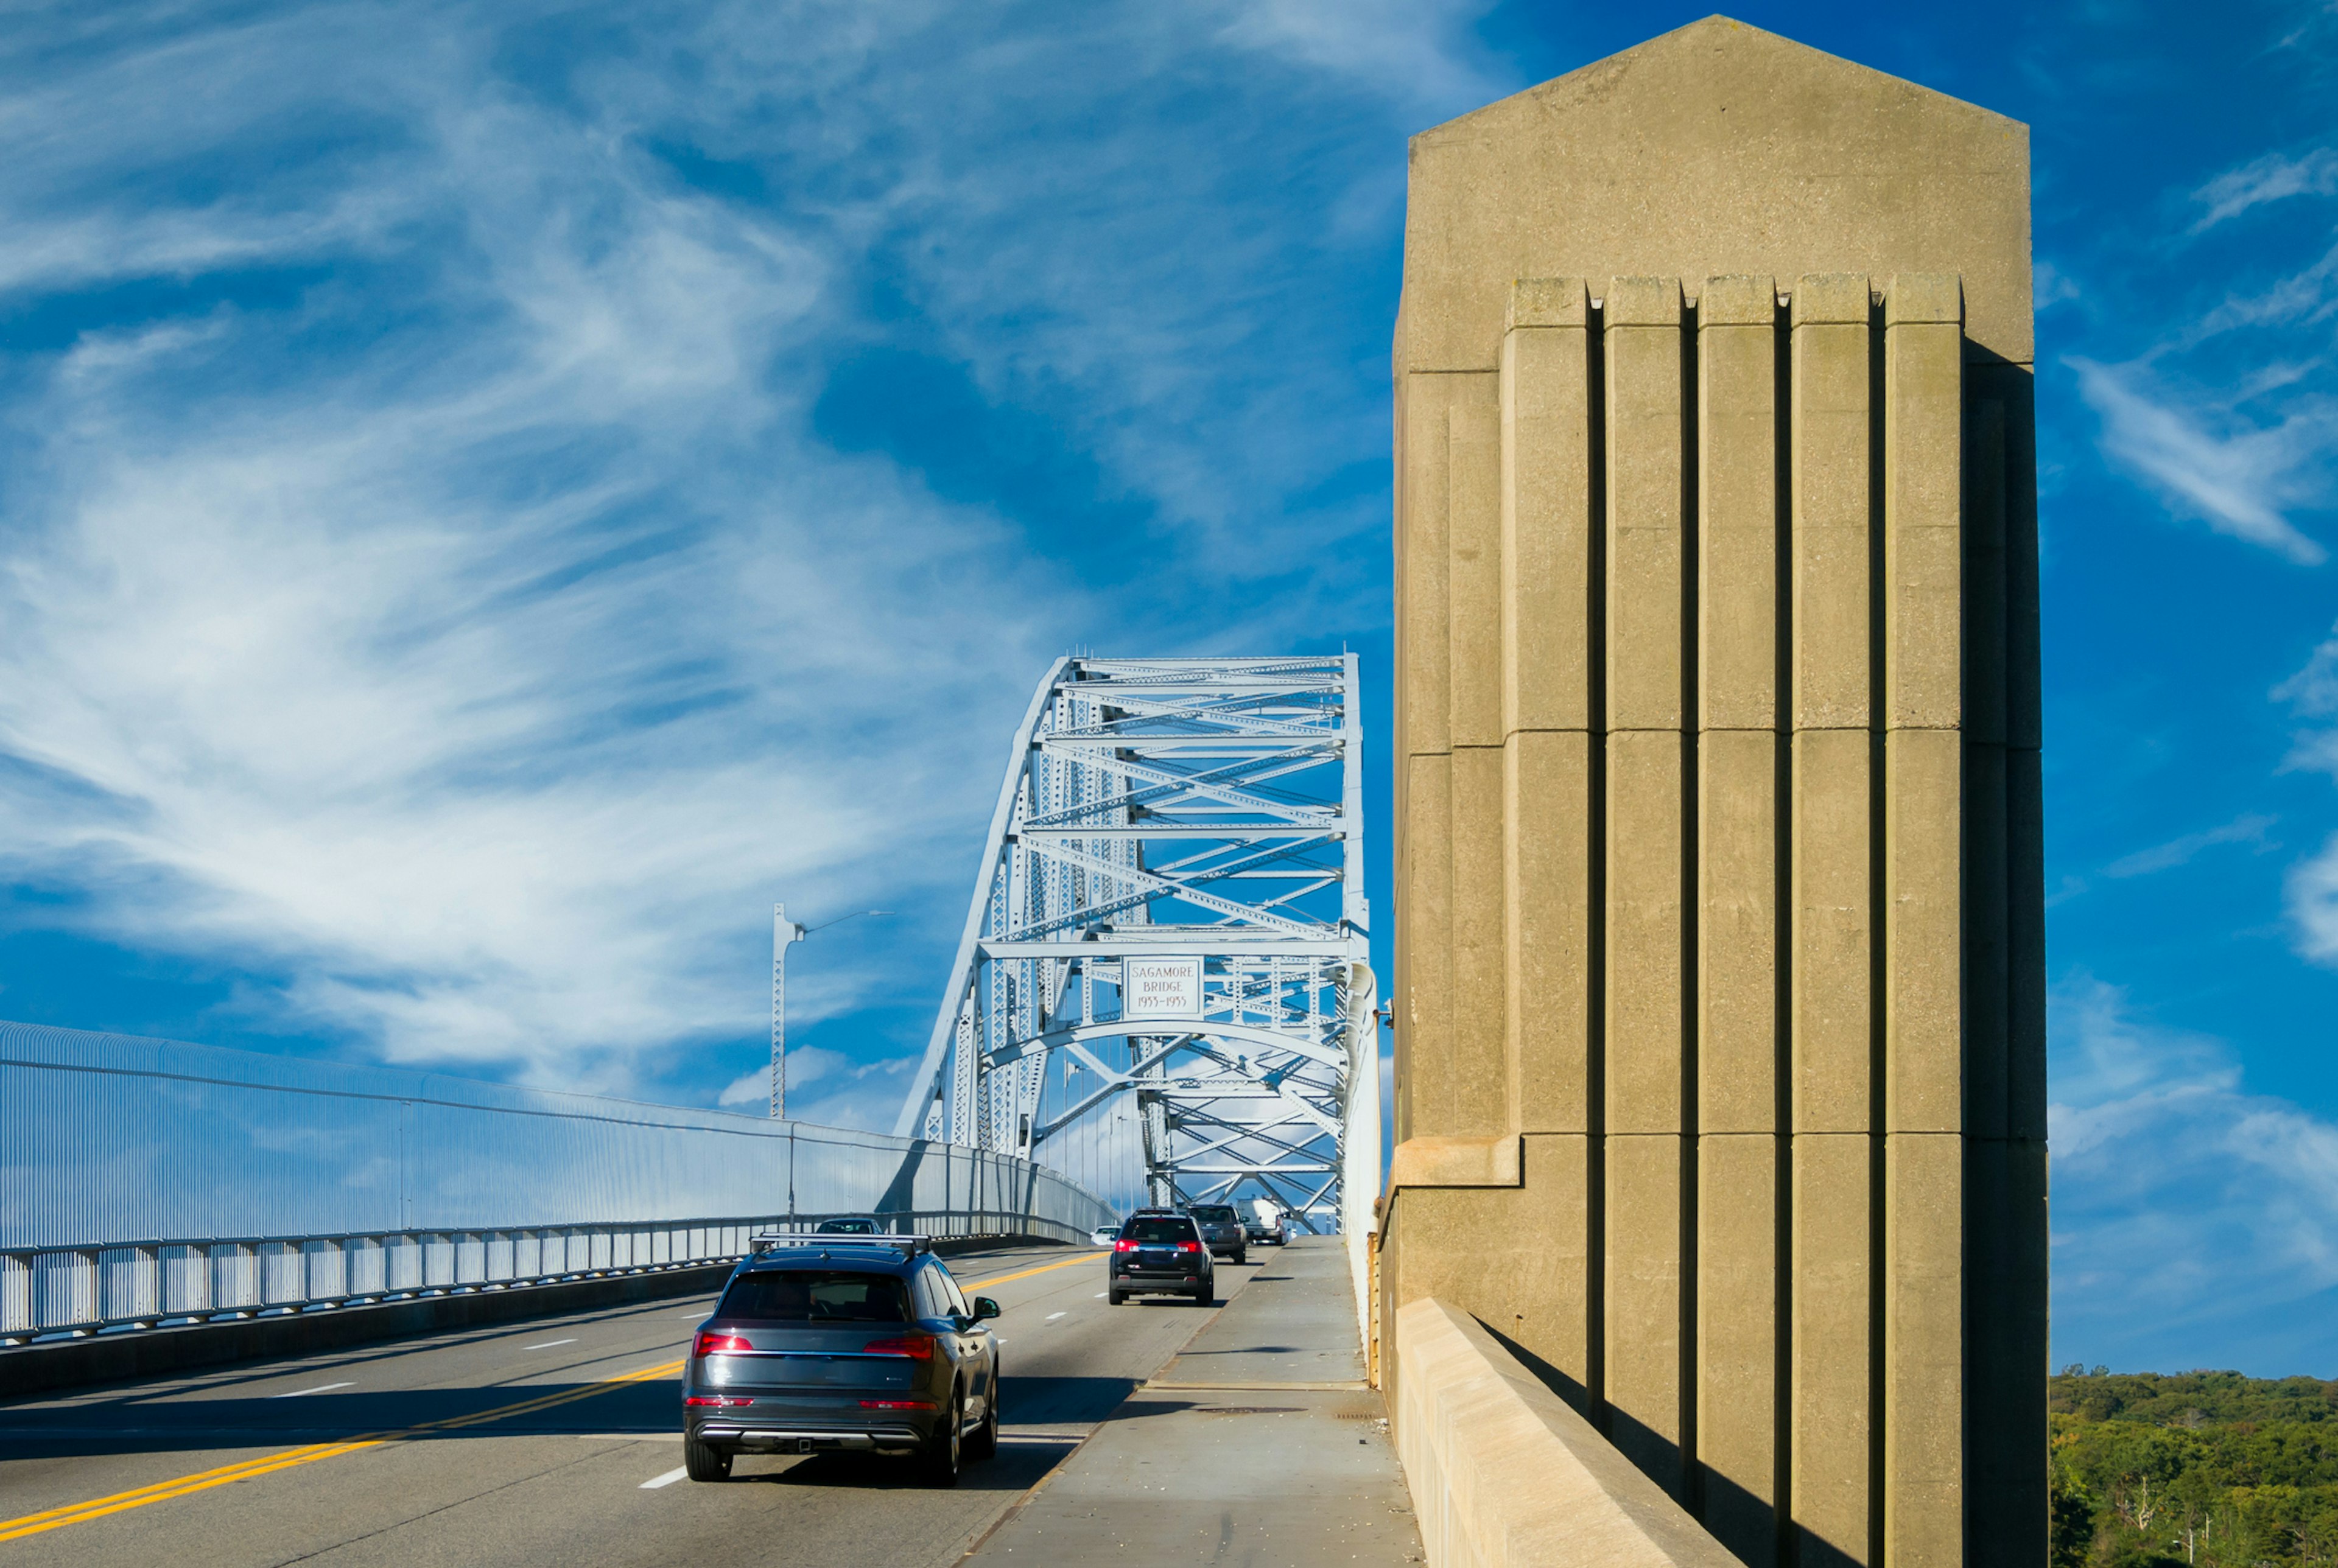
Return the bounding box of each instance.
[814,1217,880,1234]
[1089,1224,1119,1248]
[1242,1203,1288,1247]
[1108,1209,1214,1306]
[1185,1203,1249,1264]
[681,1233,1000,1486]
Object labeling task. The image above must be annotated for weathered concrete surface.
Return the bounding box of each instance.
[966,1237,1422,1566]
[1383,15,2047,1568]
[1394,16,2032,374]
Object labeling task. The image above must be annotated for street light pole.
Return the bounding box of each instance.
[770,904,806,1120]
[769,904,893,1121]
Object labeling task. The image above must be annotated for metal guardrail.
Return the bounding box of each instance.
[0,1209,1087,1343]
[1,1020,1120,1346]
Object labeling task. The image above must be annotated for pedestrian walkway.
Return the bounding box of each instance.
[966,1237,1422,1565]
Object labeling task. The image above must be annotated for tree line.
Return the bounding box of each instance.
[2051,1368,2338,1568]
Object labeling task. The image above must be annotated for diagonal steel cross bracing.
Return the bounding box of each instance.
[893,656,1377,1233]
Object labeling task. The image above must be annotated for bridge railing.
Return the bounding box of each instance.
[1,1021,1115,1344]
[1,1208,1076,1342]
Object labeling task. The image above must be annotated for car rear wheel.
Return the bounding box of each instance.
[1234,1249,1247,1265]
[1107,1287,1125,1305]
[683,1435,731,1482]
[919,1390,963,1487]
[1189,1285,1212,1306]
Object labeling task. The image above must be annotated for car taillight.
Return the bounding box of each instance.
[1176,1241,1201,1254]
[859,1398,938,1410]
[694,1332,753,1356]
[684,1395,754,1407]
[1114,1239,1137,1251]
[860,1334,935,1359]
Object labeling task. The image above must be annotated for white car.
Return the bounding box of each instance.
[1089,1224,1119,1248]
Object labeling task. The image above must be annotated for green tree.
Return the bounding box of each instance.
[2051,1456,2099,1568]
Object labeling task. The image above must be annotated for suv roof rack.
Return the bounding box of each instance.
[746,1231,932,1258]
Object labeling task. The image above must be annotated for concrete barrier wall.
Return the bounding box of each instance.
[1395,1297,1748,1568]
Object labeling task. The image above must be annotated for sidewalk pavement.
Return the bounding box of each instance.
[964,1236,1424,1566]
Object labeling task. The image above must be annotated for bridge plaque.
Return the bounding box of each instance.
[1122,957,1202,1021]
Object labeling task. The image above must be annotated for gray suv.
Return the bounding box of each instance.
[681,1235,1000,1486]
[1186,1203,1248,1265]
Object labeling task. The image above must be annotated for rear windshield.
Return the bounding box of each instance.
[1189,1206,1238,1222]
[718,1270,908,1323]
[1123,1217,1197,1242]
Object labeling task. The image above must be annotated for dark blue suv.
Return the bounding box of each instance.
[681,1234,1000,1486]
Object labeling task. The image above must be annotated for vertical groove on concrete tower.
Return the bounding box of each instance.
[1451,396,1508,1136]
[1791,273,1875,1568]
[1502,279,1596,1139]
[1696,273,1783,1568]
[1882,275,1966,1568]
[1603,275,1691,1499]
[1771,287,1799,1568]
[1399,373,1450,1142]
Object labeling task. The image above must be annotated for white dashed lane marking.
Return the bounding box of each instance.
[641,1467,690,1489]
[1046,1312,1067,1321]
[269,1382,353,1399]
[525,1339,577,1349]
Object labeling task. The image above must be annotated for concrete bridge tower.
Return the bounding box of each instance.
[1379,16,2043,1568]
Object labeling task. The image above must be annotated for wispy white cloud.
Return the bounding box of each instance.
[2192,146,2338,230]
[2034,257,2082,310]
[2286,835,2338,964]
[2051,975,2338,1370]
[2189,238,2338,341]
[2104,813,2277,877]
[1215,0,1505,120]
[0,1,1427,1110]
[2071,357,2333,564]
[2273,627,2338,963]
[2273,619,2338,716]
[716,1045,905,1129]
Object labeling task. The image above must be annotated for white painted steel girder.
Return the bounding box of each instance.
[892,656,1374,1232]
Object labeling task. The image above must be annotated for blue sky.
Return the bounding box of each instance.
[1,1,2334,1376]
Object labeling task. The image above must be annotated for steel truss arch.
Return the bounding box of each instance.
[893,656,1375,1232]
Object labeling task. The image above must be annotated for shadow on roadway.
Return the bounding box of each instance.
[0,1378,1201,1465]
[0,1380,683,1462]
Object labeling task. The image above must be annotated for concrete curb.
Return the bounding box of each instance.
[1394,1297,1747,1568]
[1,1234,1069,1399]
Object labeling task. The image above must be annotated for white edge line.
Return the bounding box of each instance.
[269,1381,354,1399]
[641,1466,691,1489]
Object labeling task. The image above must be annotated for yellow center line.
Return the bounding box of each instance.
[962,1251,1102,1290]
[0,1357,686,1544]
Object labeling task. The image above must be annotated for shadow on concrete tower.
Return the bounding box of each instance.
[1377,15,2043,1568]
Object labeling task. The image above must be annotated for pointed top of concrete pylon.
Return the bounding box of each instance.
[1396,15,2032,370]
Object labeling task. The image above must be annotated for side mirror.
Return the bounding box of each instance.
[971,1295,1001,1322]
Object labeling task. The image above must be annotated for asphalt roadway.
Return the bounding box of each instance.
[0,1242,1264,1568]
